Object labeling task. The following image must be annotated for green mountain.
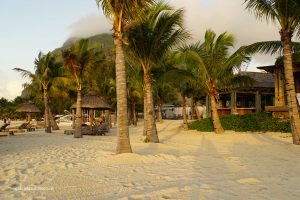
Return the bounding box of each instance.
[53,33,114,54]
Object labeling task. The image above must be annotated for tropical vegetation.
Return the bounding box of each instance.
[14,52,64,133]
[6,0,300,155]
[244,0,300,144]
[189,112,291,133]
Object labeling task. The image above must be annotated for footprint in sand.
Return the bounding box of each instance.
[128,194,149,200]
[237,178,261,184]
[161,194,172,199]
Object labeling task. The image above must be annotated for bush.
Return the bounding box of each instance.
[189,112,291,133]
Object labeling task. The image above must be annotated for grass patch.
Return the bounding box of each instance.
[189,112,291,133]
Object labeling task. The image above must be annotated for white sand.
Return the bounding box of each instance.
[0,120,300,200]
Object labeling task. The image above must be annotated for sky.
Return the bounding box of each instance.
[0,0,297,100]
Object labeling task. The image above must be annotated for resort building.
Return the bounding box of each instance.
[258,61,300,119]
[205,72,275,117]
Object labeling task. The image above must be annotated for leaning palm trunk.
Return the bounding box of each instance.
[43,89,51,133]
[105,110,110,130]
[132,103,137,126]
[48,106,59,130]
[209,93,224,134]
[143,87,148,136]
[157,99,163,123]
[182,94,188,130]
[194,104,201,120]
[115,33,132,153]
[74,88,82,138]
[281,30,300,144]
[144,71,159,143]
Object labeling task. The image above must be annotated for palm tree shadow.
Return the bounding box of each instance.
[251,133,291,145]
[159,125,182,143]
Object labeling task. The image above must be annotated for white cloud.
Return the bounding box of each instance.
[69,12,112,38]
[0,79,26,100]
[170,0,286,71]
[68,0,295,72]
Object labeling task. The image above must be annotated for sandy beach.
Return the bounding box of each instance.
[1,120,300,200]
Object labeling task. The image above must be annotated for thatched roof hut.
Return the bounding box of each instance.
[70,91,111,110]
[16,102,41,113]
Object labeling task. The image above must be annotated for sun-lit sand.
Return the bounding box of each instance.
[1,120,300,200]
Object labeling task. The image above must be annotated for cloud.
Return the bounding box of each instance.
[170,0,287,71]
[68,0,299,71]
[0,79,26,100]
[69,12,112,38]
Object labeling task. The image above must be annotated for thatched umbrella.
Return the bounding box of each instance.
[70,91,111,127]
[16,102,41,122]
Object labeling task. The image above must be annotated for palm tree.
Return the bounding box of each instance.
[62,39,98,138]
[244,0,300,144]
[179,30,249,134]
[14,52,63,133]
[173,46,207,128]
[127,65,143,126]
[96,0,153,153]
[126,2,188,142]
[152,63,180,123]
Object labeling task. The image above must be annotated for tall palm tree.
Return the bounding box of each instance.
[14,52,63,133]
[96,0,153,153]
[126,2,188,142]
[127,64,143,126]
[62,39,98,138]
[244,0,300,144]
[152,63,180,123]
[180,30,249,134]
[173,46,207,127]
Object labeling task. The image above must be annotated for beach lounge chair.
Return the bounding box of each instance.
[7,122,29,132]
[0,123,14,136]
[0,123,10,132]
[82,124,108,136]
[64,123,109,136]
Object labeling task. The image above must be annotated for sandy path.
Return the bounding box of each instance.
[0,120,300,200]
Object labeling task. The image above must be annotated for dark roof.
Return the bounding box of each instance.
[70,91,111,110]
[239,71,274,88]
[257,65,276,73]
[16,102,41,113]
[257,53,300,73]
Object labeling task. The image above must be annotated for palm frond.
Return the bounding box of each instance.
[244,0,277,22]
[13,68,36,79]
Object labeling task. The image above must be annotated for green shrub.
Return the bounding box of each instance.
[188,112,291,133]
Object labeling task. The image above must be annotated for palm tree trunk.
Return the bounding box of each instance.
[105,110,110,130]
[144,71,159,143]
[89,109,94,126]
[143,87,148,136]
[191,97,195,120]
[72,109,75,129]
[44,89,51,133]
[280,30,300,144]
[114,32,132,153]
[182,94,188,130]
[210,93,224,134]
[194,101,201,120]
[27,113,31,123]
[157,98,163,123]
[132,103,137,126]
[128,106,133,125]
[109,110,112,128]
[74,88,82,138]
[48,106,59,130]
[195,106,201,120]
